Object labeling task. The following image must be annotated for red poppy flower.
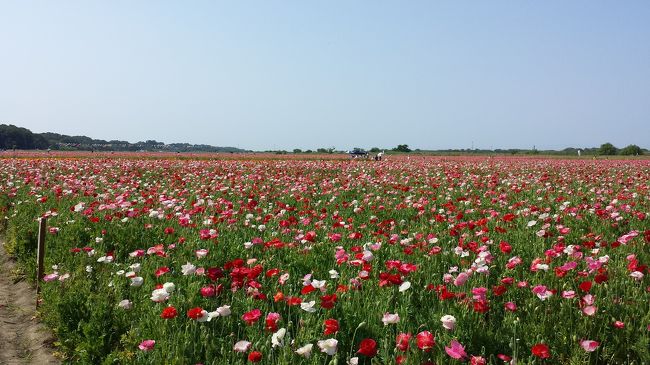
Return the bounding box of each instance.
[348,232,362,239]
[161,306,178,319]
[499,241,512,254]
[286,296,302,306]
[493,285,507,296]
[594,273,608,284]
[242,309,262,325]
[187,307,204,320]
[416,331,435,352]
[531,343,551,359]
[265,312,280,332]
[206,267,224,281]
[248,351,262,362]
[200,285,216,298]
[320,294,337,309]
[439,287,456,300]
[396,332,411,352]
[304,231,317,242]
[323,318,339,335]
[301,285,316,295]
[357,338,377,357]
[473,300,490,313]
[155,266,170,278]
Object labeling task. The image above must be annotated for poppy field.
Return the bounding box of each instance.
[1,155,649,364]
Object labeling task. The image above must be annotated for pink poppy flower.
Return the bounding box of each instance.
[454,272,469,287]
[580,340,599,352]
[582,306,597,316]
[139,340,155,351]
[43,273,59,282]
[445,340,467,360]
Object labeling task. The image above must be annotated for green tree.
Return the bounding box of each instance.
[316,147,335,154]
[393,144,411,153]
[598,143,618,155]
[619,144,643,156]
[0,124,49,149]
[293,148,302,153]
[369,147,381,153]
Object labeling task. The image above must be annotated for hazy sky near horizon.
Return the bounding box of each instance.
[1,1,649,151]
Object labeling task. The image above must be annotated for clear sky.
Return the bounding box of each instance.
[1,1,649,151]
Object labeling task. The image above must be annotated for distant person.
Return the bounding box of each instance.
[577,149,582,157]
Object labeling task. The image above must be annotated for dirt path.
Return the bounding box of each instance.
[0,239,59,365]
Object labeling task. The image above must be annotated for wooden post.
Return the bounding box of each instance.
[36,217,47,307]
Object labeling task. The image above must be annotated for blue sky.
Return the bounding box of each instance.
[1,1,649,151]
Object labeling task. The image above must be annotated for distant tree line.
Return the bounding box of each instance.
[0,124,248,153]
[2,124,646,156]
[598,142,643,156]
[379,143,645,156]
[279,144,646,156]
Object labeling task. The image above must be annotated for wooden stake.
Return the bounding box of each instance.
[36,217,47,307]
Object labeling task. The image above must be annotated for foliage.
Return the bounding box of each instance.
[599,143,618,156]
[316,147,336,154]
[0,124,49,149]
[393,144,411,153]
[620,144,643,156]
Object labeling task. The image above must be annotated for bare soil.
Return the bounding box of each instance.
[0,239,59,365]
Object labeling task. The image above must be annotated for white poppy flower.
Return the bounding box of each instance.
[118,299,132,310]
[271,328,286,348]
[150,288,170,302]
[382,313,400,325]
[295,343,313,358]
[398,281,411,292]
[317,338,338,355]
[181,262,196,276]
[301,301,317,313]
[233,340,251,353]
[216,305,231,317]
[441,315,456,330]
